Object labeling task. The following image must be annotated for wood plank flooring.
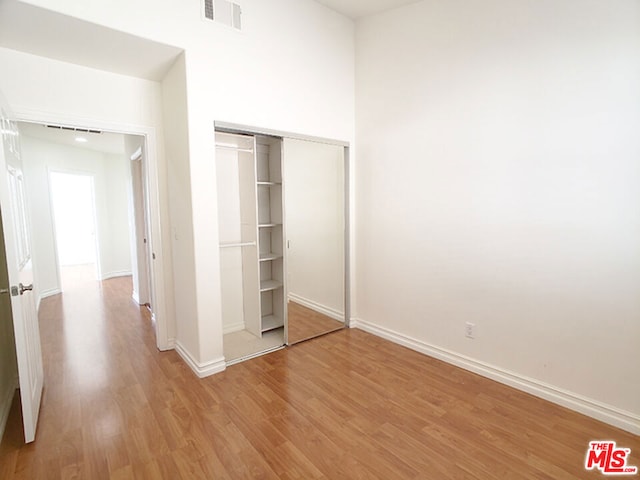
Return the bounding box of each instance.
[287,301,344,344]
[0,273,638,479]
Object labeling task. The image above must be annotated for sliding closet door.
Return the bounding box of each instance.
[283,139,346,344]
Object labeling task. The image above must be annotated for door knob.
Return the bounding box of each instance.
[18,283,33,295]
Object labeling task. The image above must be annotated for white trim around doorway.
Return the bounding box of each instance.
[14,107,173,352]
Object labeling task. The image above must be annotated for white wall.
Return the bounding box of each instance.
[284,138,344,320]
[180,0,355,370]
[355,0,640,431]
[103,152,133,278]
[21,135,133,299]
[161,53,200,359]
[12,0,356,371]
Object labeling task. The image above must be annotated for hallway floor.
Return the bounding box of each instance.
[0,274,638,479]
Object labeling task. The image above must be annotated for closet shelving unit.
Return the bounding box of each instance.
[256,136,285,334]
[215,132,262,339]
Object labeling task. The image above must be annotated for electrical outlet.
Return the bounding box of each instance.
[465,322,476,339]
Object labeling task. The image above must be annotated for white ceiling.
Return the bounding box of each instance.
[314,0,421,19]
[0,0,182,81]
[19,122,128,156]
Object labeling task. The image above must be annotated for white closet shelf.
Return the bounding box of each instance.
[260,280,283,292]
[261,315,284,332]
[216,143,254,153]
[258,223,282,228]
[219,241,257,248]
[259,252,283,262]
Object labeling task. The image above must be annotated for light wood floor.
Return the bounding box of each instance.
[1,275,638,479]
[287,301,344,344]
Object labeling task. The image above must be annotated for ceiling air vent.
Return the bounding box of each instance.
[202,0,242,31]
[46,125,102,134]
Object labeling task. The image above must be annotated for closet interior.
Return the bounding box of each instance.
[216,132,285,363]
[215,127,348,364]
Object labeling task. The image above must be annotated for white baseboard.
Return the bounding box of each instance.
[223,321,246,335]
[132,290,140,304]
[101,270,132,281]
[288,293,344,322]
[352,318,640,436]
[37,288,62,311]
[0,383,17,443]
[40,288,61,299]
[175,341,226,378]
[156,337,175,352]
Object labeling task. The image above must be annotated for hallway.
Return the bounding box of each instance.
[1,273,638,479]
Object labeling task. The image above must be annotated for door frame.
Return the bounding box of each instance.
[17,109,172,351]
[214,121,352,344]
[130,146,152,307]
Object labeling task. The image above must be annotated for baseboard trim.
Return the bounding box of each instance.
[101,270,132,281]
[37,288,62,312]
[157,337,175,352]
[175,341,226,378]
[223,321,246,335]
[40,288,61,299]
[352,318,640,435]
[288,293,344,322]
[0,384,17,443]
[132,291,140,304]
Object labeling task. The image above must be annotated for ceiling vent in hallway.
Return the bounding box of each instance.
[203,0,242,31]
[46,125,102,134]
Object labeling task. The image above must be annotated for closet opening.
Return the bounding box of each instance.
[215,122,350,366]
[216,133,285,364]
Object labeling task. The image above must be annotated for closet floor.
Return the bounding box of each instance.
[223,328,284,364]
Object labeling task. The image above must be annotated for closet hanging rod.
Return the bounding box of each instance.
[219,241,257,248]
[215,143,254,153]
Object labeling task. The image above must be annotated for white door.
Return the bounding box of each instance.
[0,94,43,443]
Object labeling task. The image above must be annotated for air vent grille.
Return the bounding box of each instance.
[46,125,102,134]
[204,0,214,20]
[202,0,242,30]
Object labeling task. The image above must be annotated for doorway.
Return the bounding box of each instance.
[49,171,99,289]
[18,122,155,319]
